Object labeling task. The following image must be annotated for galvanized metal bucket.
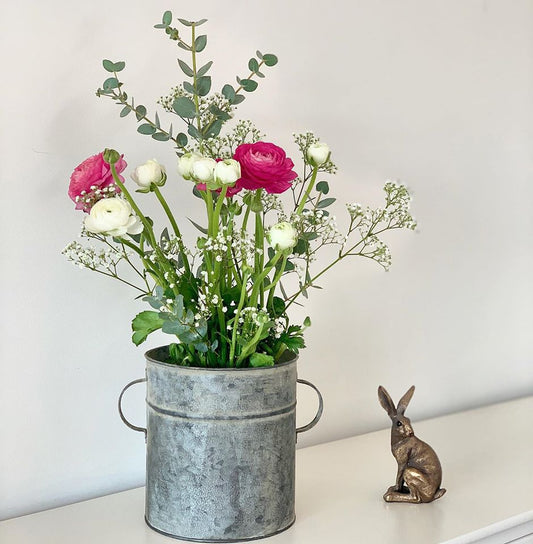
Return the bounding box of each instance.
[118,346,323,542]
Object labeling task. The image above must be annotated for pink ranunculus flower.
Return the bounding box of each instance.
[68,152,127,212]
[233,142,297,194]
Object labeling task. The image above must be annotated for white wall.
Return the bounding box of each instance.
[1,0,532,521]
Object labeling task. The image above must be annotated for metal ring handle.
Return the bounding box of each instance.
[118,377,147,438]
[296,378,324,435]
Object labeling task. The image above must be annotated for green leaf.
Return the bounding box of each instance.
[135,105,147,121]
[302,232,319,241]
[249,353,274,368]
[131,311,164,346]
[303,316,311,327]
[183,81,195,94]
[262,53,278,66]
[195,18,208,26]
[178,42,192,51]
[271,297,286,317]
[240,79,258,92]
[172,96,196,118]
[154,23,167,29]
[222,84,236,102]
[103,60,125,73]
[162,11,172,25]
[155,112,160,128]
[248,58,259,72]
[293,238,309,255]
[197,61,213,77]
[256,50,263,59]
[176,132,188,146]
[196,76,211,96]
[284,260,295,272]
[138,124,156,135]
[317,197,336,208]
[119,106,131,117]
[188,218,208,235]
[316,181,330,194]
[102,59,115,72]
[177,18,193,26]
[232,94,245,105]
[102,77,119,91]
[188,124,201,139]
[194,35,207,52]
[152,132,170,141]
[178,59,194,77]
[204,119,223,138]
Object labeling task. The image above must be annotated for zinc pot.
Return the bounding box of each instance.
[118,345,323,542]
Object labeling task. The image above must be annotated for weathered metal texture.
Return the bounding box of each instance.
[137,346,314,542]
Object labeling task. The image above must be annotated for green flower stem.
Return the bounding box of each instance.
[254,207,265,307]
[110,166,174,287]
[204,189,215,237]
[295,165,319,214]
[265,253,288,309]
[249,250,283,308]
[212,185,229,237]
[235,322,267,367]
[229,268,251,366]
[211,186,229,357]
[152,184,191,274]
[241,201,252,232]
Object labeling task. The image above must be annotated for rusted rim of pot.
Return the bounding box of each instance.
[145,345,298,371]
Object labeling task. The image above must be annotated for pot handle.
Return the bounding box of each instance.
[296,378,324,436]
[118,377,147,439]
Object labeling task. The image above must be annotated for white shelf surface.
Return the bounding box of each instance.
[1,396,533,543]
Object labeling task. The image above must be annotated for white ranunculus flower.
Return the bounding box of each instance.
[131,159,166,192]
[214,159,241,186]
[267,222,298,252]
[191,157,217,184]
[177,152,203,180]
[84,198,143,237]
[307,142,330,167]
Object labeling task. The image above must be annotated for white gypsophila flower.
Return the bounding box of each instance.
[307,142,330,167]
[214,159,241,186]
[177,152,203,180]
[84,197,143,237]
[191,157,216,184]
[267,222,298,252]
[131,159,167,191]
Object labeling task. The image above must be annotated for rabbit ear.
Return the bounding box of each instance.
[397,385,415,415]
[378,386,397,418]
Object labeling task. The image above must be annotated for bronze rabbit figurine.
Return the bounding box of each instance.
[378,385,446,503]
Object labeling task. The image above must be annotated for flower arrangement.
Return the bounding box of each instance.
[63,11,417,368]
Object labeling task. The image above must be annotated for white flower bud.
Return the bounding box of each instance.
[84,197,143,237]
[191,157,217,184]
[307,142,330,167]
[177,152,203,180]
[131,159,166,192]
[214,159,241,186]
[267,222,298,252]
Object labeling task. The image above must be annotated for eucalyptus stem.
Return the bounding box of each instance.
[190,23,202,136]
